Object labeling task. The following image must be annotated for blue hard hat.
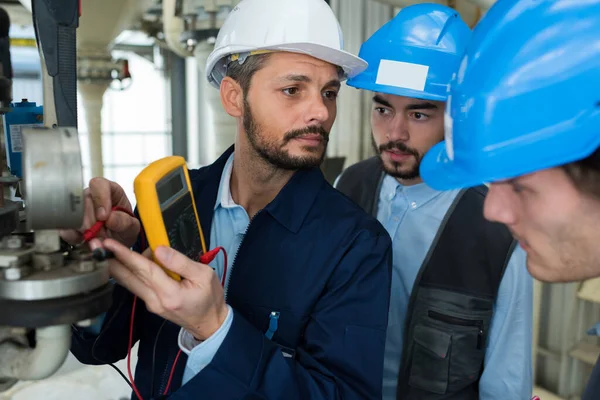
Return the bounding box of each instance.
[346,3,471,101]
[420,0,600,191]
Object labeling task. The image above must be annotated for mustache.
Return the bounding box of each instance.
[379,141,419,158]
[283,125,329,143]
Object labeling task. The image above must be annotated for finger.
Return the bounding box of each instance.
[108,258,160,306]
[154,246,209,282]
[105,211,140,235]
[88,177,114,221]
[108,180,133,212]
[58,229,82,245]
[81,192,97,230]
[142,247,153,259]
[103,239,179,295]
[58,190,95,245]
[87,237,102,250]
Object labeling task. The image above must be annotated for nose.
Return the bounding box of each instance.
[387,114,409,142]
[483,184,517,225]
[306,94,330,126]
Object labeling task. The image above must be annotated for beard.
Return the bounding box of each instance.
[243,99,329,170]
[372,136,421,180]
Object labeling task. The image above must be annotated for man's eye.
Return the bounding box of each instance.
[323,90,338,100]
[375,107,388,114]
[512,184,524,194]
[283,87,298,96]
[412,112,428,121]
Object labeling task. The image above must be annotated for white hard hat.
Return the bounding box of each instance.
[205,0,368,89]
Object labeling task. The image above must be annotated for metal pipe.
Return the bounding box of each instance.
[0,325,70,380]
[16,0,32,12]
[194,41,237,165]
[168,51,188,158]
[465,0,496,11]
[163,0,194,59]
[78,79,109,178]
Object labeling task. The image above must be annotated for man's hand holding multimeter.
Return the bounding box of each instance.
[103,238,229,341]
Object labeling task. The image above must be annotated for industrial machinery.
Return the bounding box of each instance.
[372,0,495,27]
[0,0,112,392]
[142,0,242,165]
[157,0,241,58]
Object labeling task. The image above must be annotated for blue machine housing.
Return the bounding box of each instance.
[3,99,43,178]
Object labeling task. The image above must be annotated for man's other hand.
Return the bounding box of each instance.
[60,177,140,249]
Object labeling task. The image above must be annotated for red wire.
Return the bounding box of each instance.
[82,206,135,243]
[199,246,228,287]
[156,247,227,396]
[128,296,144,400]
[163,349,183,394]
[219,249,228,287]
[88,207,228,398]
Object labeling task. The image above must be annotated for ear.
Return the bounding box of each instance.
[220,77,243,118]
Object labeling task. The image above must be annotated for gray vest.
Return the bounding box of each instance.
[582,357,600,400]
[336,157,516,400]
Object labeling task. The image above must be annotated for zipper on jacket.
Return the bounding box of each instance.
[428,310,485,349]
[224,210,262,301]
[158,347,175,396]
[265,311,280,340]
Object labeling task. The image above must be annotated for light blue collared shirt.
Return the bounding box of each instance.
[376,175,533,400]
[178,152,245,384]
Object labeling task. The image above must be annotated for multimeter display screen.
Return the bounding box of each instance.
[155,166,203,262]
[157,168,186,207]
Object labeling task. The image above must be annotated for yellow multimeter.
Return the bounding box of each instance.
[134,156,207,281]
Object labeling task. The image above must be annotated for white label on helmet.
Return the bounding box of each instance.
[444,95,454,161]
[375,60,429,91]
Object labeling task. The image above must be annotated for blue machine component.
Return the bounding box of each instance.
[3,99,43,178]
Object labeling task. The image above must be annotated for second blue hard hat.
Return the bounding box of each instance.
[346,3,471,101]
[420,0,600,191]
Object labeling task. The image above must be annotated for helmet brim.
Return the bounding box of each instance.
[260,42,368,79]
[420,142,485,191]
[207,42,368,88]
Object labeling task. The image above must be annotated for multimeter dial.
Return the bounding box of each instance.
[167,212,200,254]
[162,192,203,262]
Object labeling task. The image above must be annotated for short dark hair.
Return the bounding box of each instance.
[225,53,272,97]
[563,147,600,199]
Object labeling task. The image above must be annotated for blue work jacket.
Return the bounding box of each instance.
[71,146,393,399]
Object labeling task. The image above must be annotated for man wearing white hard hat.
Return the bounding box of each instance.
[67,0,393,399]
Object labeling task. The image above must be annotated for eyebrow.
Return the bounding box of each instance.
[325,79,341,90]
[372,95,439,111]
[373,95,392,108]
[277,74,341,90]
[278,74,312,83]
[405,102,438,111]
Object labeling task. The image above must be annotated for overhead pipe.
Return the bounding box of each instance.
[78,77,109,178]
[370,0,482,27]
[163,0,194,59]
[465,0,496,11]
[16,0,32,12]
[193,41,237,165]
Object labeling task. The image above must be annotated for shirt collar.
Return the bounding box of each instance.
[214,152,236,210]
[211,149,324,233]
[381,173,443,209]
